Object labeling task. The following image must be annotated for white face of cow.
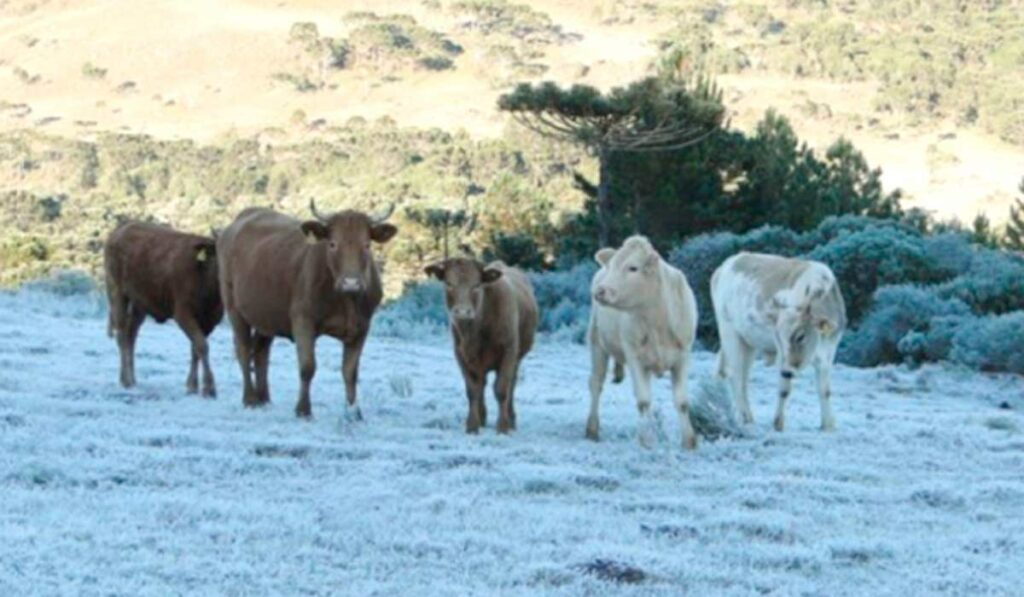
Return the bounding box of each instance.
[591,238,661,311]
[768,297,836,374]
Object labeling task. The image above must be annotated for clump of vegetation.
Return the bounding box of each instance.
[12,66,40,85]
[449,0,579,85]
[273,22,349,91]
[343,12,462,73]
[271,71,319,93]
[81,62,107,80]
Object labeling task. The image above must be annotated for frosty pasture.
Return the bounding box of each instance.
[1,290,1023,595]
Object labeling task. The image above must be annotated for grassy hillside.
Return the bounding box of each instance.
[1,0,1022,285]
[0,123,585,288]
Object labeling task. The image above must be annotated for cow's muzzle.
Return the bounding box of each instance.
[593,286,618,306]
[450,306,476,321]
[337,277,364,293]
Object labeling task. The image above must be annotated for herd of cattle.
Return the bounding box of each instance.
[103,202,847,449]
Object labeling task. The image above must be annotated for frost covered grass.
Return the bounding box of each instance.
[1,290,1024,595]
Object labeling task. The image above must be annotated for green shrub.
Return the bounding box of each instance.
[807,225,944,323]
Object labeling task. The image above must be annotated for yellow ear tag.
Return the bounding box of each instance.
[196,248,208,262]
[818,320,833,336]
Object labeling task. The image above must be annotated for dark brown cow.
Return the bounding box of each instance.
[424,258,538,434]
[217,201,397,419]
[104,221,223,395]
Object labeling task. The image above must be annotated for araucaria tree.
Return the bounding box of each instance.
[1005,177,1024,251]
[498,75,726,247]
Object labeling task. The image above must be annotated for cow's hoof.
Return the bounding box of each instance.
[295,402,312,419]
[585,428,599,442]
[773,418,785,432]
[496,418,512,434]
[186,385,198,395]
[821,421,836,432]
[201,387,216,399]
[344,406,363,423]
[682,435,698,451]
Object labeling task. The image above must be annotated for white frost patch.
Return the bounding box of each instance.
[1,291,1023,595]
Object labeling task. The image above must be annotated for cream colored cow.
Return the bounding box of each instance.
[711,252,847,432]
[586,236,699,449]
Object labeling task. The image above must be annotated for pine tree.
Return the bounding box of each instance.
[1005,177,1024,251]
[498,73,725,247]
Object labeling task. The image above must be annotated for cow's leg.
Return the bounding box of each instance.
[252,333,273,405]
[109,290,133,388]
[586,341,609,441]
[293,320,316,419]
[612,360,625,384]
[228,311,259,407]
[341,334,367,422]
[720,326,754,424]
[671,352,697,451]
[508,364,519,430]
[186,344,200,395]
[773,367,795,432]
[124,305,145,388]
[494,350,519,434]
[627,356,655,448]
[815,354,836,432]
[176,311,215,397]
[458,357,485,434]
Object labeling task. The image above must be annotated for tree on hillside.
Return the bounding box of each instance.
[498,74,726,247]
[404,207,475,264]
[1005,177,1024,251]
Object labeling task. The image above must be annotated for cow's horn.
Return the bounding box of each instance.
[309,198,329,223]
[371,202,395,224]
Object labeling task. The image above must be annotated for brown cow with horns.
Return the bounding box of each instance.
[217,200,398,418]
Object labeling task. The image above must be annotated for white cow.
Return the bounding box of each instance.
[586,236,699,449]
[711,252,847,432]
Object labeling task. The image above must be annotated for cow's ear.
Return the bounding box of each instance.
[300,221,329,242]
[481,268,503,284]
[370,223,398,244]
[194,241,215,263]
[424,261,446,281]
[643,252,659,272]
[594,248,615,266]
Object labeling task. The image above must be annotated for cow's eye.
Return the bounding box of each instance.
[628,266,639,273]
[329,241,338,250]
[794,333,805,344]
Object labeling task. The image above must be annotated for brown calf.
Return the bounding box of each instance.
[104,221,223,395]
[217,202,397,418]
[425,258,538,434]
